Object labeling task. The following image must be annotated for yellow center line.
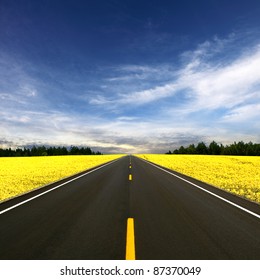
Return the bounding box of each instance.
[125,218,136,260]
[129,165,132,169]
[129,174,132,180]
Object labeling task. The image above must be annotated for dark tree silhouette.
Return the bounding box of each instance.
[168,141,260,156]
[0,145,102,157]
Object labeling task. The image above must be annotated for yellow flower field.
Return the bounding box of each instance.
[0,155,124,202]
[136,154,260,204]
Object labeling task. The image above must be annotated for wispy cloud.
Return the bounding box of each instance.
[90,41,260,113]
[182,45,260,111]
[90,82,179,106]
[221,102,260,123]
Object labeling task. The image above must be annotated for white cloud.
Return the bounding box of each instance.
[89,42,260,115]
[116,116,138,121]
[183,45,260,111]
[117,83,179,105]
[89,82,179,106]
[221,102,260,123]
[89,94,114,105]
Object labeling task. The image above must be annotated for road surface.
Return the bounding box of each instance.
[0,155,259,259]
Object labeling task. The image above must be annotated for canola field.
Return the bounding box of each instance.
[0,155,123,202]
[137,154,260,204]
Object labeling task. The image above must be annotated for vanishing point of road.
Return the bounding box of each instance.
[0,155,259,259]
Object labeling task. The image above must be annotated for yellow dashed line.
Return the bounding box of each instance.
[129,174,132,180]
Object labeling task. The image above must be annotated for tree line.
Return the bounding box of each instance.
[166,141,260,156]
[0,146,102,157]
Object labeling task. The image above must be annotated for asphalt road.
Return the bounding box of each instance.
[0,155,259,259]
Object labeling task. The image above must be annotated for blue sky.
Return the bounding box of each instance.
[1,0,260,153]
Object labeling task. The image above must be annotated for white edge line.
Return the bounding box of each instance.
[139,157,260,219]
[0,157,123,215]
